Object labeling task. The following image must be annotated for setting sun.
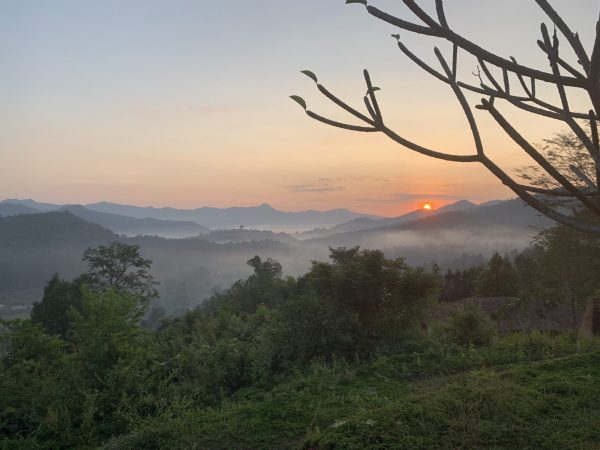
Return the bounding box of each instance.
[422,203,432,211]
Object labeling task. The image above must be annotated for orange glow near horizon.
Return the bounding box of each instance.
[422,202,433,211]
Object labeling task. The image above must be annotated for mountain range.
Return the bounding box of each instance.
[0,199,379,232]
[0,196,557,315]
[296,199,478,239]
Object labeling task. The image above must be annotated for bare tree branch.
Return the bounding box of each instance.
[367,3,586,88]
[534,0,591,73]
[296,1,600,234]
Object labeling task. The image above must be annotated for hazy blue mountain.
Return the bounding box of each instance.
[0,202,40,217]
[303,199,552,266]
[85,201,380,231]
[0,199,60,212]
[60,205,209,238]
[297,200,477,239]
[392,199,551,231]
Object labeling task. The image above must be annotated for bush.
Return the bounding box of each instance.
[443,303,495,347]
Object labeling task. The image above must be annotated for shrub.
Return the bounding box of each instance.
[444,303,495,347]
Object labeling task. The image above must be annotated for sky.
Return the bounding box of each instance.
[0,0,597,216]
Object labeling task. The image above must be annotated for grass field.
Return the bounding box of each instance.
[102,335,600,450]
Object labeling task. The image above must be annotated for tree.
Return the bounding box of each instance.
[304,246,439,340]
[82,241,158,308]
[518,129,598,211]
[247,255,283,280]
[293,1,600,234]
[475,252,519,297]
[202,256,291,314]
[532,211,600,330]
[439,266,482,302]
[31,274,84,338]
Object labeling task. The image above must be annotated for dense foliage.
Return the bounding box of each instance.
[1,232,599,449]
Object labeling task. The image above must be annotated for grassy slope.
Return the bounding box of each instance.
[104,339,600,450]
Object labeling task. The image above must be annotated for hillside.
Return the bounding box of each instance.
[0,212,116,291]
[0,212,303,313]
[101,342,600,449]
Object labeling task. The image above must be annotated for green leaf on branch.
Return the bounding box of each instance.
[290,95,307,110]
[301,70,318,83]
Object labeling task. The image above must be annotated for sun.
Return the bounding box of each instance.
[422,202,432,211]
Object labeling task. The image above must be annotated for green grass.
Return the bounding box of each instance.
[309,353,600,449]
[102,336,600,450]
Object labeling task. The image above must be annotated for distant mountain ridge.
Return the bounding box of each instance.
[0,202,41,217]
[1,199,58,212]
[0,199,381,231]
[59,205,209,238]
[306,198,552,250]
[0,197,560,312]
[84,201,380,230]
[296,200,477,239]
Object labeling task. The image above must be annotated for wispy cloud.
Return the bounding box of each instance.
[318,175,389,183]
[286,183,346,193]
[356,192,465,204]
[287,174,389,194]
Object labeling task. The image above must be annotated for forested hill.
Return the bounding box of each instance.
[0,212,116,291]
[0,211,116,250]
[0,212,301,308]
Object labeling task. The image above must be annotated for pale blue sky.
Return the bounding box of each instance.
[0,1,597,215]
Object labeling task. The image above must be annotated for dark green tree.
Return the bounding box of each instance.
[533,211,600,330]
[440,266,483,302]
[304,247,438,341]
[475,252,519,297]
[247,255,283,280]
[82,241,158,308]
[31,274,84,339]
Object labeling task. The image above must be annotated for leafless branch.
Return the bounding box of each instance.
[295,0,600,234]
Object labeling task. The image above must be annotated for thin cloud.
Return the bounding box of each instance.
[356,192,466,204]
[286,174,388,194]
[286,183,346,193]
